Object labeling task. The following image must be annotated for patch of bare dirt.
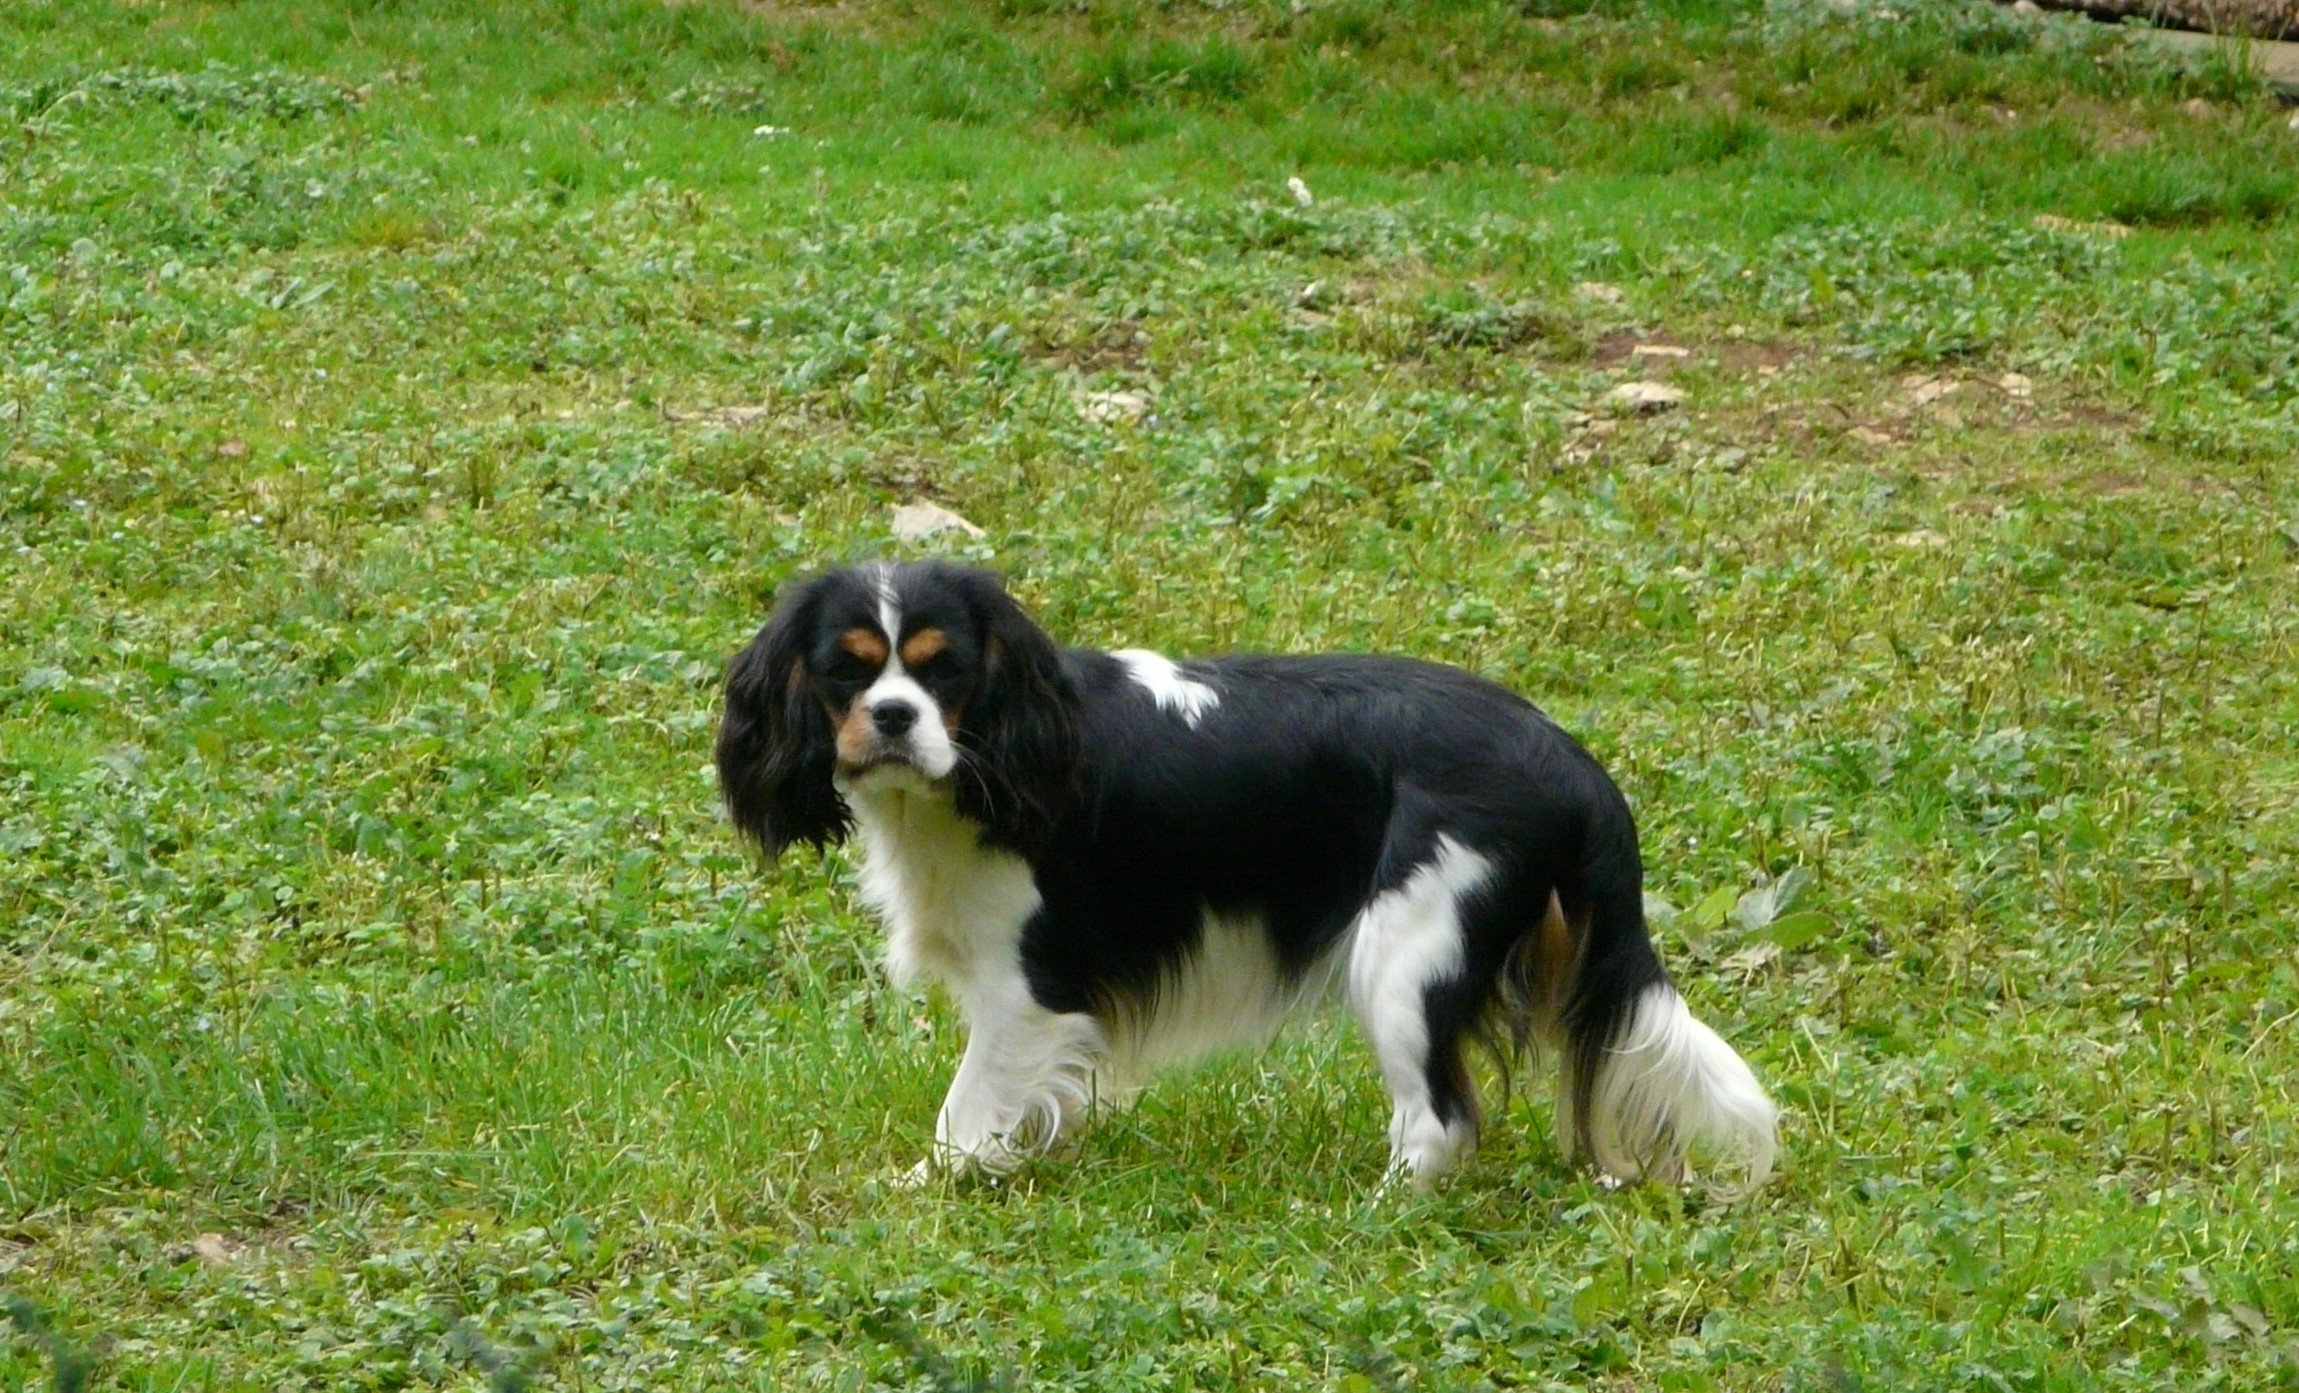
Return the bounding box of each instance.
[663,0,869,25]
[1029,319,1150,375]
[1592,330,1654,368]
[2083,471,2150,497]
[2051,401,2138,432]
[1591,331,1798,375]
[668,402,777,428]
[863,456,950,500]
[1717,339,1799,373]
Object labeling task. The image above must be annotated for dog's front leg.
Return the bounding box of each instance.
[908,983,1105,1181]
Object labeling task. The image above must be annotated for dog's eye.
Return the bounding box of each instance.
[913,652,957,680]
[826,654,876,682]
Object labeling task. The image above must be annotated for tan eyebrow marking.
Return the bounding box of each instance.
[899,628,948,668]
[839,628,889,665]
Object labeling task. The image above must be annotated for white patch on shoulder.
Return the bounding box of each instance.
[1113,648,1219,729]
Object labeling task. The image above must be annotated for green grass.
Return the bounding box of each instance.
[3,0,2298,1386]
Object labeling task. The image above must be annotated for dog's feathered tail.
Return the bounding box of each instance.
[1533,819,1778,1194]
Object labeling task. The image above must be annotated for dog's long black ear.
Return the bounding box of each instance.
[717,574,850,854]
[950,567,1080,858]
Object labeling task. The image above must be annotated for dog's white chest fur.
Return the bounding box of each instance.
[845,777,1040,997]
[844,775,1111,1174]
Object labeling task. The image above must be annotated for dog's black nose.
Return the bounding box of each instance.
[871,700,918,737]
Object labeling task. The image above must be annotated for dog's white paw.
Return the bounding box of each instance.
[893,1158,942,1190]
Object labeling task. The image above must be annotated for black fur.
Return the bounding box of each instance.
[716,573,852,853]
[941,565,1082,859]
[1020,649,1669,1156]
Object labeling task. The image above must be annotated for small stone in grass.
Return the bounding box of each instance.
[2032,213,2132,240]
[1079,388,1153,425]
[1905,375,1959,406]
[1606,380,1682,413]
[890,501,984,543]
[1575,281,1625,305]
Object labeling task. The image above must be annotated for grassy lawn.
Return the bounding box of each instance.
[4,0,2298,1386]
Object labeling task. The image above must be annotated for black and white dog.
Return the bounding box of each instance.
[717,560,1777,1191]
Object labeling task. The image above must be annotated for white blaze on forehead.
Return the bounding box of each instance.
[1114,649,1219,729]
[851,563,958,780]
[870,561,901,644]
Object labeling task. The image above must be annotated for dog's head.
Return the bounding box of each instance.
[716,560,1080,856]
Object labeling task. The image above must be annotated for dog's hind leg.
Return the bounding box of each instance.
[1346,835,1497,1189]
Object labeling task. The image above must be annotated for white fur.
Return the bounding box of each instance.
[1114,649,1220,728]
[846,771,1037,994]
[1101,912,1307,1091]
[1346,836,1493,1188]
[928,976,1106,1176]
[844,775,1102,1176]
[869,560,901,642]
[1573,982,1778,1193]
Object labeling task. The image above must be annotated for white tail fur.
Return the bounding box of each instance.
[1572,983,1778,1193]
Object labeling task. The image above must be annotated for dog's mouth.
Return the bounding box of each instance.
[836,751,934,780]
